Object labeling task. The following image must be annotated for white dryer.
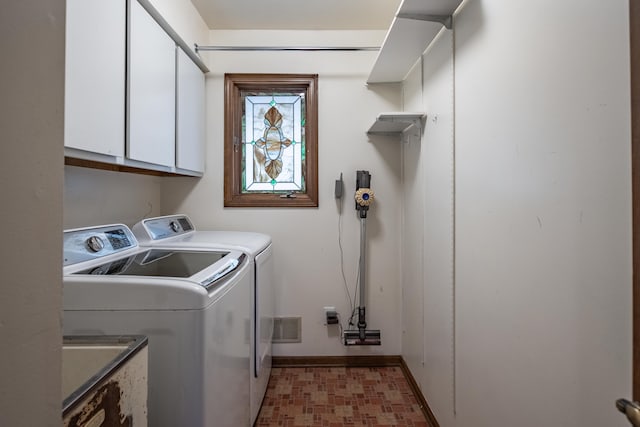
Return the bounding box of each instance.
[132,214,274,425]
[63,224,252,427]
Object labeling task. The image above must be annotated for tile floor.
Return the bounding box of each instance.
[255,366,431,427]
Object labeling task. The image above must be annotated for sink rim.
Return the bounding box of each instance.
[62,335,148,416]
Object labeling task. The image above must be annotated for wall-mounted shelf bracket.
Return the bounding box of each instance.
[367,113,426,143]
[396,13,453,30]
[367,0,462,83]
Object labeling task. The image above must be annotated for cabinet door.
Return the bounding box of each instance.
[128,0,176,168]
[65,0,125,157]
[176,48,206,173]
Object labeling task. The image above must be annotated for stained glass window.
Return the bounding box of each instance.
[242,93,305,193]
[224,74,318,207]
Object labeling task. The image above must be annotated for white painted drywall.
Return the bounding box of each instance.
[64,166,163,229]
[401,1,632,426]
[403,28,457,427]
[161,30,404,356]
[401,57,426,396]
[454,1,631,426]
[0,1,65,425]
[421,29,456,427]
[148,0,209,61]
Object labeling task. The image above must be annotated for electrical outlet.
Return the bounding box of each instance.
[324,306,338,325]
[324,306,335,317]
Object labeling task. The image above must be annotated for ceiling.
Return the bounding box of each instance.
[189,0,402,30]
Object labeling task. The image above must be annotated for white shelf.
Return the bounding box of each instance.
[367,113,425,139]
[367,0,462,83]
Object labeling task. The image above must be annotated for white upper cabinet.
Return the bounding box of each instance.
[367,0,462,83]
[65,0,208,175]
[127,0,176,168]
[65,0,125,156]
[176,48,206,174]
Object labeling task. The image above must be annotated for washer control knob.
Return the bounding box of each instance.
[170,221,180,233]
[86,236,105,253]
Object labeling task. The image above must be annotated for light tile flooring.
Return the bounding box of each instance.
[255,366,430,427]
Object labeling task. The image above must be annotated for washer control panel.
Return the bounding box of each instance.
[63,224,137,266]
[86,235,105,253]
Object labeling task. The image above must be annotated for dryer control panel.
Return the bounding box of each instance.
[132,214,195,243]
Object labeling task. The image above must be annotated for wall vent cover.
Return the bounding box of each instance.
[272,316,302,343]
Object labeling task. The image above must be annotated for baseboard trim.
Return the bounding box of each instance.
[271,355,440,427]
[398,358,441,427]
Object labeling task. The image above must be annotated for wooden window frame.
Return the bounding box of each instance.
[224,73,318,207]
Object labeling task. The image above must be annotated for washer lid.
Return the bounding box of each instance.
[73,249,226,277]
[63,254,250,310]
[70,249,245,289]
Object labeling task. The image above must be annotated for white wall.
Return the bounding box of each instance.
[401,57,427,400]
[401,28,456,427]
[64,166,162,229]
[162,30,404,356]
[455,0,631,425]
[401,0,632,426]
[0,1,65,425]
[148,0,209,59]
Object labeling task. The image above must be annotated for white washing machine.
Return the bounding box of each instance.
[63,224,251,427]
[132,214,273,425]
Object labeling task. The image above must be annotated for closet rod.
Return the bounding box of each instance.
[194,44,379,53]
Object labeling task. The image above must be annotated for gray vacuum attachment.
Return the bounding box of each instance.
[343,170,381,346]
[343,328,381,346]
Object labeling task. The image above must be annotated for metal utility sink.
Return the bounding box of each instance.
[62,335,147,416]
